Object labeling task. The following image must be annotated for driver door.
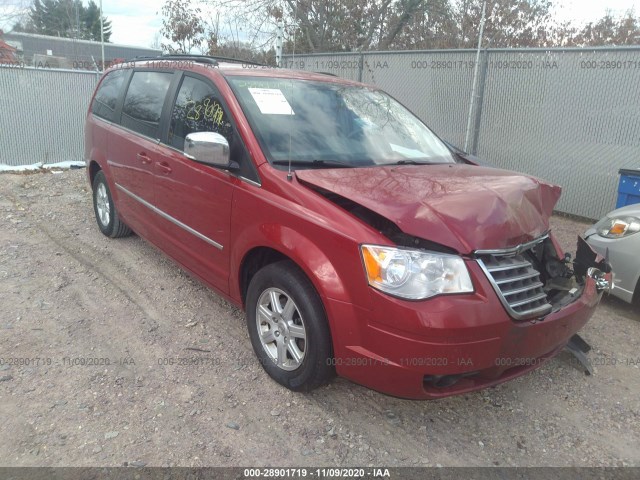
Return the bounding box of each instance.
[152,74,236,294]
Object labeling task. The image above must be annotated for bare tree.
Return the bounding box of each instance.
[203,0,428,53]
[541,9,640,47]
[568,10,640,46]
[160,0,640,59]
[384,0,458,49]
[0,0,30,28]
[160,0,205,53]
[453,0,555,48]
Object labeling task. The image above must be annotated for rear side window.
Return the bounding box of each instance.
[91,69,125,122]
[168,76,232,151]
[121,71,173,139]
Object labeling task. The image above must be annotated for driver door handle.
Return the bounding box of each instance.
[136,152,152,165]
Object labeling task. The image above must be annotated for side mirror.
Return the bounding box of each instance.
[184,132,230,168]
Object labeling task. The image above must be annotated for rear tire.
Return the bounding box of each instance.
[246,260,334,391]
[92,171,132,238]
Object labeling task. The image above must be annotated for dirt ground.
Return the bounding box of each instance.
[0,169,639,468]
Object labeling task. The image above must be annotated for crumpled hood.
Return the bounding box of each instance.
[296,164,562,254]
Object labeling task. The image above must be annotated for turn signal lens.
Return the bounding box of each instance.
[609,222,627,236]
[595,216,640,239]
[362,245,383,283]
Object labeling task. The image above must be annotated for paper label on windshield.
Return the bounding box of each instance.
[248,88,295,115]
[389,143,426,159]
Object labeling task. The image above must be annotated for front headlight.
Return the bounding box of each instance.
[360,244,473,300]
[594,216,640,238]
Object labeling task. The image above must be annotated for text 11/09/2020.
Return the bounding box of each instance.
[244,468,391,478]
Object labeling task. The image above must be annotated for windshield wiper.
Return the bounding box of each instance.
[389,159,428,165]
[272,159,351,168]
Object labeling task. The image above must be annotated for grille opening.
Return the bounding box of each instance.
[477,236,581,321]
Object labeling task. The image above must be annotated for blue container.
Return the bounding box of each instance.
[616,168,640,208]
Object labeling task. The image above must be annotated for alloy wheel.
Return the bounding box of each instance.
[255,287,307,371]
[96,183,110,227]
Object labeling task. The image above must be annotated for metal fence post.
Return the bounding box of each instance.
[471,49,489,156]
[358,53,364,83]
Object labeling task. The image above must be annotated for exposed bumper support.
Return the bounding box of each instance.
[588,267,613,294]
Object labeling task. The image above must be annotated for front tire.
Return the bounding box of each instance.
[246,261,334,391]
[92,171,132,238]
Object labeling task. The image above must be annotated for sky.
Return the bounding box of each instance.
[2,0,640,49]
[100,0,164,48]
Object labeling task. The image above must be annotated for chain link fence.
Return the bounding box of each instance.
[0,66,99,166]
[0,32,158,169]
[0,48,638,220]
[284,47,640,220]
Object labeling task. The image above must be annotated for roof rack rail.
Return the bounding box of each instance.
[129,54,268,67]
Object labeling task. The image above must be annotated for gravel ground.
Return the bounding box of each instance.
[0,169,639,467]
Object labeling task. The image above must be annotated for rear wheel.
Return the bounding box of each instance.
[92,171,132,238]
[246,261,334,391]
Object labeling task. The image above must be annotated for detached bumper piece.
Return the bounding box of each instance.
[574,236,612,290]
[565,333,594,375]
[576,235,613,294]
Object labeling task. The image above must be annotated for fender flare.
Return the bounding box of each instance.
[231,223,355,306]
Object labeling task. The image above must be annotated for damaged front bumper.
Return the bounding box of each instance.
[476,234,611,322]
[324,234,610,399]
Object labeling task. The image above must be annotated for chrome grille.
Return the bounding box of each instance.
[477,253,552,320]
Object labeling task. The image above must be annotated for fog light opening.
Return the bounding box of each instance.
[424,371,479,389]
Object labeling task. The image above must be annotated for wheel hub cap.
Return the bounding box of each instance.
[96,183,110,226]
[256,288,307,371]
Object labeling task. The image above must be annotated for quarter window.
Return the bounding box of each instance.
[91,69,126,122]
[121,71,173,139]
[169,76,232,151]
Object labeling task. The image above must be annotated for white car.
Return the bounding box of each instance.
[585,204,640,306]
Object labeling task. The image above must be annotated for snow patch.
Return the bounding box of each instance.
[0,161,85,173]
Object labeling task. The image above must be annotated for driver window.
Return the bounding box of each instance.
[169,76,233,151]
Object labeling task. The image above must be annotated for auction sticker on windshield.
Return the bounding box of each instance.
[248,88,295,115]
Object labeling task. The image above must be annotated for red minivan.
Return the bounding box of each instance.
[84,55,611,399]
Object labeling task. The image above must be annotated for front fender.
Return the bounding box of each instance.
[230,222,360,306]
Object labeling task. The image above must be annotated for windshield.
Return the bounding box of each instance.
[227,77,457,168]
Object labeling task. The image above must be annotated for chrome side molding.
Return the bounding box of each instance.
[115,183,224,250]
